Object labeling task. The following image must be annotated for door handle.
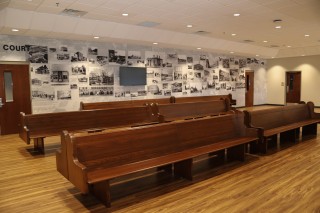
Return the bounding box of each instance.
[0,98,4,108]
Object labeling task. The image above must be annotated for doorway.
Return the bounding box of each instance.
[286,71,301,104]
[0,62,32,135]
[245,71,254,107]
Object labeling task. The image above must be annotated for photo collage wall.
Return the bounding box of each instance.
[0,35,266,113]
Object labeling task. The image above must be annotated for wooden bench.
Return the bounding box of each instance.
[64,113,258,207]
[19,105,157,153]
[80,97,173,110]
[151,99,232,122]
[172,93,236,105]
[244,102,320,153]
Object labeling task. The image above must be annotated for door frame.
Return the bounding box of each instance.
[245,70,254,107]
[285,71,301,105]
[0,61,32,135]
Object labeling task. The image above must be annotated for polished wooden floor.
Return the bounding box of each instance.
[1,106,320,213]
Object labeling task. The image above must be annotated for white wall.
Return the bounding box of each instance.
[0,35,268,113]
[267,55,320,106]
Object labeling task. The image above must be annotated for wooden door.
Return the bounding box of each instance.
[245,71,254,107]
[286,72,301,104]
[0,63,32,135]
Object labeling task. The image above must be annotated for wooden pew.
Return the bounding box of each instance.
[63,113,258,207]
[244,102,320,153]
[19,105,157,153]
[172,93,236,105]
[80,97,173,110]
[151,99,232,122]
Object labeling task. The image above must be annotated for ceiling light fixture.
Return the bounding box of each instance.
[275,26,282,29]
[304,34,310,37]
[256,55,259,57]
[122,13,129,16]
[301,54,305,56]
[93,36,99,39]
[187,24,193,28]
[12,29,19,32]
[233,13,240,17]
[263,40,268,43]
[153,42,158,45]
[197,47,202,50]
[287,45,291,48]
[230,51,234,54]
[231,33,236,36]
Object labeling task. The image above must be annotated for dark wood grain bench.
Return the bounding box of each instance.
[80,97,173,110]
[150,99,232,122]
[244,102,320,153]
[64,113,258,207]
[172,93,236,105]
[19,105,157,153]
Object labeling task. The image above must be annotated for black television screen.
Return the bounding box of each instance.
[119,67,147,86]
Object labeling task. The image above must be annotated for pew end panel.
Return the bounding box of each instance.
[19,112,30,144]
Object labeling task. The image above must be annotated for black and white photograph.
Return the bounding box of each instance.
[174,67,182,80]
[27,45,48,63]
[187,56,193,63]
[97,56,108,66]
[171,82,182,93]
[230,69,239,81]
[31,87,55,101]
[50,64,70,85]
[31,78,42,86]
[60,46,68,52]
[219,69,230,81]
[57,90,71,100]
[163,83,169,89]
[71,64,86,75]
[207,80,216,89]
[57,53,70,61]
[147,85,160,94]
[33,64,50,74]
[178,55,187,64]
[194,71,202,79]
[147,69,155,78]
[190,82,202,93]
[109,49,126,65]
[70,84,78,89]
[49,48,56,53]
[213,75,219,80]
[164,90,172,96]
[127,51,144,66]
[78,77,88,83]
[138,90,147,96]
[88,47,98,55]
[79,86,114,96]
[239,59,247,68]
[220,82,226,89]
[161,68,173,82]
[193,63,204,70]
[71,51,87,62]
[89,67,114,86]
[223,59,230,68]
[200,55,207,61]
[146,55,164,68]
[236,82,246,89]
[188,65,193,69]
[51,71,69,84]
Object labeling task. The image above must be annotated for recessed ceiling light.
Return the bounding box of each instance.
[122,13,129,16]
[27,0,32,1]
[187,24,193,28]
[263,40,268,43]
[233,13,240,17]
[271,57,275,58]
[11,29,19,32]
[304,34,310,37]
[153,42,158,45]
[231,33,236,36]
[287,45,291,48]
[275,26,282,29]
[197,47,202,50]
[93,36,99,39]
[301,55,305,56]
[256,55,259,57]
[230,51,234,54]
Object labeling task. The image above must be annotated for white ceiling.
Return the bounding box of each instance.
[0,0,320,58]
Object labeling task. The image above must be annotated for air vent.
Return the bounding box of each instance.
[270,45,280,48]
[194,30,210,35]
[60,9,88,17]
[243,40,254,43]
[137,21,160,28]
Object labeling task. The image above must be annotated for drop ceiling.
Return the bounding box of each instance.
[0,0,319,58]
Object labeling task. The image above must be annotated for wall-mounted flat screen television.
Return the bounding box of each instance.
[119,67,147,86]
